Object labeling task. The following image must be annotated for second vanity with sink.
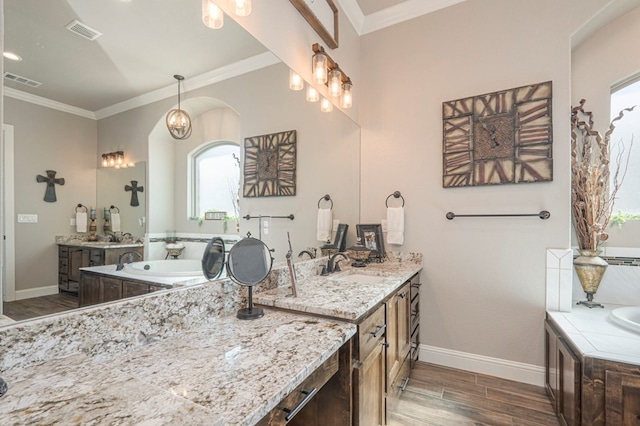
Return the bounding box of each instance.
[254,253,423,425]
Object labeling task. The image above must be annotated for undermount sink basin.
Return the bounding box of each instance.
[329,271,388,284]
[610,307,640,334]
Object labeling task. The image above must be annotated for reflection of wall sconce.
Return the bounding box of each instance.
[102,151,134,168]
[201,0,252,30]
[290,43,354,112]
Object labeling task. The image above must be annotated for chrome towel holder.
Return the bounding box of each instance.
[446,210,551,220]
[385,191,405,207]
[317,194,333,209]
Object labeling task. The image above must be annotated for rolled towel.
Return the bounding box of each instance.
[76,211,87,233]
[386,207,404,245]
[111,213,121,232]
[316,208,332,242]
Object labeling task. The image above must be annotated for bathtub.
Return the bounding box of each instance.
[124,259,204,277]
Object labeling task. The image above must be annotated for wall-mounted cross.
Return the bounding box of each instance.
[36,170,65,202]
[125,180,144,207]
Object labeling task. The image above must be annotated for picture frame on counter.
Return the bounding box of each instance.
[356,224,386,262]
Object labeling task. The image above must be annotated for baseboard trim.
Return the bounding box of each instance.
[419,344,545,387]
[15,285,59,300]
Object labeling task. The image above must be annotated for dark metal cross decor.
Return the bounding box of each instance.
[125,180,144,207]
[36,170,65,202]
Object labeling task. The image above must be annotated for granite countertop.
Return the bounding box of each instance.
[254,258,422,322]
[59,241,144,249]
[547,303,640,366]
[0,309,356,425]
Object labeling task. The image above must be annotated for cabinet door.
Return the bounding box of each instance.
[386,283,411,391]
[79,273,101,307]
[557,338,581,426]
[68,248,87,282]
[123,281,150,298]
[354,341,385,426]
[605,370,640,425]
[101,277,123,303]
[545,321,559,408]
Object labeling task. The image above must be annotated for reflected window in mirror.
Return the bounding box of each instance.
[191,142,241,219]
[609,79,640,222]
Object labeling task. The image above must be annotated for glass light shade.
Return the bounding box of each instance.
[116,151,124,165]
[202,0,224,29]
[166,109,193,140]
[230,0,251,16]
[289,70,303,91]
[312,51,328,84]
[109,155,115,167]
[320,97,333,112]
[340,81,353,108]
[328,68,343,98]
[306,85,320,102]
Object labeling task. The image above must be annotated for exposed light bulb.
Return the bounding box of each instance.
[202,0,224,29]
[328,67,343,98]
[230,0,251,16]
[306,85,319,102]
[340,81,353,109]
[312,49,328,84]
[320,97,333,112]
[289,70,303,91]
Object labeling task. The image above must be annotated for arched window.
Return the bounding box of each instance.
[610,79,640,219]
[191,142,240,219]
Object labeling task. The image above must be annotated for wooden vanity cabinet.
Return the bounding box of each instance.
[545,316,640,425]
[58,245,143,294]
[79,272,169,307]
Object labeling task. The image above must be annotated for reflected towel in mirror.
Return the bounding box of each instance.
[76,211,87,233]
[386,207,404,245]
[111,213,121,232]
[317,208,332,242]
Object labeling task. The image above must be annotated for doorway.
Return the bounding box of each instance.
[1,124,16,310]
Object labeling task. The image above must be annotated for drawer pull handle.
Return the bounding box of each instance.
[397,291,407,299]
[400,377,409,392]
[411,283,422,288]
[283,387,318,421]
[382,341,390,348]
[371,324,386,338]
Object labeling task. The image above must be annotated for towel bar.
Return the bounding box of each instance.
[446,211,550,220]
[243,214,295,220]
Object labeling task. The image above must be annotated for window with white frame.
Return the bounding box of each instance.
[192,142,240,219]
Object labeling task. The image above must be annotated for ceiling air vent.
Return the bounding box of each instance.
[65,19,103,41]
[3,72,42,87]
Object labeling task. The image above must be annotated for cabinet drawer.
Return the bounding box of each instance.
[59,246,69,258]
[67,280,79,293]
[358,304,386,361]
[257,350,338,425]
[59,257,69,271]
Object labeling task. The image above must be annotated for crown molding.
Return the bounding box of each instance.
[337,0,466,35]
[3,87,97,119]
[4,52,280,121]
[95,51,280,120]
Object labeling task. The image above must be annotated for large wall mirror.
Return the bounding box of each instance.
[1,0,360,325]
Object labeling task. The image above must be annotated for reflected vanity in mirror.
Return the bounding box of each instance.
[96,162,146,236]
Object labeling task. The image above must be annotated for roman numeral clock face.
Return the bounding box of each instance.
[442,81,553,187]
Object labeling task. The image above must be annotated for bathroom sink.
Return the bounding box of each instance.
[329,271,388,284]
[610,307,640,334]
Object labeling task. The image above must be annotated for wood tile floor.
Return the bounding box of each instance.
[2,292,78,322]
[388,362,560,426]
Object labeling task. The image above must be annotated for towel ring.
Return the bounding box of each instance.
[75,204,88,213]
[317,194,333,209]
[110,205,120,213]
[385,191,405,208]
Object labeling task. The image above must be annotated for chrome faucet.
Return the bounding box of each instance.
[116,251,142,271]
[325,252,348,274]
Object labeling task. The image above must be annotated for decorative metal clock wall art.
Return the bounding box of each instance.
[442,81,553,188]
[243,130,297,197]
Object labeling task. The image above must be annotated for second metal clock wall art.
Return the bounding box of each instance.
[442,81,553,188]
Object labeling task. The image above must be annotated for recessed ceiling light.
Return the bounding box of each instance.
[3,51,22,62]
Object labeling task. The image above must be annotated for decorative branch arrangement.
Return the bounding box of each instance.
[570,99,637,250]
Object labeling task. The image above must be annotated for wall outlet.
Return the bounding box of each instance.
[70,218,76,226]
[381,219,388,232]
[17,214,38,223]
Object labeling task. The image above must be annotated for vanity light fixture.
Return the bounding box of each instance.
[202,0,224,29]
[311,43,353,108]
[229,0,251,16]
[320,97,333,112]
[101,151,132,168]
[306,85,319,102]
[166,75,192,140]
[289,70,303,91]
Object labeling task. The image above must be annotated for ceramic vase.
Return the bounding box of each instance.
[573,249,608,308]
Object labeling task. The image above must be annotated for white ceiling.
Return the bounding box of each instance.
[3,0,465,118]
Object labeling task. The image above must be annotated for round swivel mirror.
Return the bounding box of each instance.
[226,236,273,320]
[201,237,226,280]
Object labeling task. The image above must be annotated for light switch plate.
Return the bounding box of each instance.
[70,218,76,226]
[18,214,38,223]
[381,219,388,232]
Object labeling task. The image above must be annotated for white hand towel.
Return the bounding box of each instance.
[386,207,404,245]
[76,211,87,233]
[111,213,121,232]
[316,208,333,242]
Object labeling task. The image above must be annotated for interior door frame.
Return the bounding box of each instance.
[2,123,16,306]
